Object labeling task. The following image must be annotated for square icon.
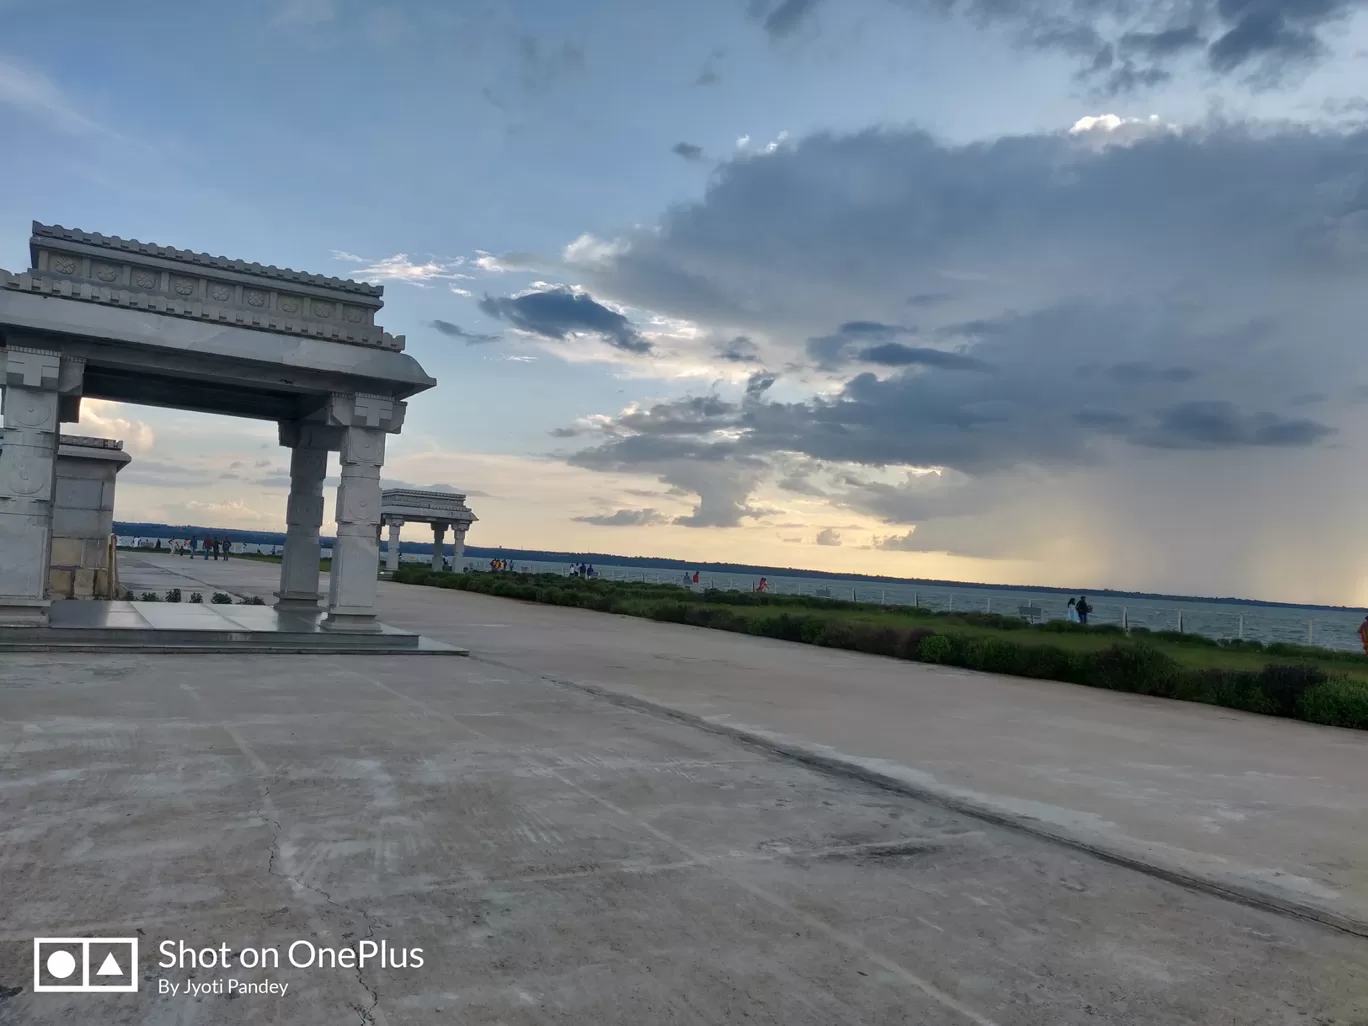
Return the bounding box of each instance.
[33,937,138,993]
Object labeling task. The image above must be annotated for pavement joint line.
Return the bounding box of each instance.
[176,680,392,1026]
[340,666,1000,1026]
[537,672,1368,943]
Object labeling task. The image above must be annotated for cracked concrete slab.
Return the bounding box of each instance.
[1,652,1366,1024]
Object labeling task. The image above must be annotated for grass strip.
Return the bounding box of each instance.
[394,567,1368,731]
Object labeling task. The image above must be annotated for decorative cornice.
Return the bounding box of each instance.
[59,434,123,450]
[0,269,406,351]
[32,222,383,298]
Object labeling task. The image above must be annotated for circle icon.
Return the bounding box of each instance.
[46,950,76,979]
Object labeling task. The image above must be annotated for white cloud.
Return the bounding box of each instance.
[562,234,629,269]
[0,56,100,136]
[1068,113,1179,149]
[339,253,473,287]
[78,399,155,455]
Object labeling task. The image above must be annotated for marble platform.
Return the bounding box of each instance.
[0,599,466,654]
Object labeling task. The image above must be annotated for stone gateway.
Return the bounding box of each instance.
[0,222,437,630]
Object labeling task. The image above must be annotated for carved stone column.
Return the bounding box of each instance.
[431,522,447,571]
[385,517,402,572]
[453,524,469,565]
[0,346,82,624]
[323,424,386,631]
[322,392,403,631]
[276,422,336,611]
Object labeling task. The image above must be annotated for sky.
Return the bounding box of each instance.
[3,0,1368,604]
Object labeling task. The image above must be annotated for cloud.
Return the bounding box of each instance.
[716,336,762,363]
[479,287,653,354]
[757,0,823,39]
[0,56,101,136]
[78,399,155,454]
[873,529,921,551]
[816,527,842,546]
[339,253,473,287]
[754,0,1368,86]
[430,319,500,344]
[695,50,723,85]
[672,142,705,161]
[550,119,1367,583]
[572,508,669,526]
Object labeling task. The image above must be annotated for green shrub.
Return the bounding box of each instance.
[211,592,232,604]
[139,592,160,602]
[1255,663,1328,718]
[900,628,937,660]
[1297,677,1368,729]
[189,592,203,603]
[1089,643,1182,695]
[165,588,182,603]
[919,635,953,664]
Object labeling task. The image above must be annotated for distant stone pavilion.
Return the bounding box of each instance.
[381,489,478,572]
[0,221,436,631]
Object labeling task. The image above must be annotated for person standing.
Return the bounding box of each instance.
[1066,598,1080,623]
[1358,615,1368,655]
[1076,595,1092,625]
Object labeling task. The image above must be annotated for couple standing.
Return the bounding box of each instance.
[1066,596,1092,624]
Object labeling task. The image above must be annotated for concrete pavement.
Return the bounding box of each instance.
[3,651,1366,1024]
[115,554,1368,930]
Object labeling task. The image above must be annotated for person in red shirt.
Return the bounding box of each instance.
[1358,616,1368,654]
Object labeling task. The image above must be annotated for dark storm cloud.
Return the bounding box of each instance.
[430,319,500,344]
[857,342,993,371]
[672,142,705,161]
[1135,400,1333,449]
[1119,25,1207,57]
[754,0,1368,85]
[478,288,652,354]
[573,508,669,526]
[745,371,778,399]
[556,121,1364,546]
[716,336,762,363]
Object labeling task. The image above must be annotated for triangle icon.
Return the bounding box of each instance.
[96,953,122,976]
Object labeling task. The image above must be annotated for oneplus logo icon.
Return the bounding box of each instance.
[33,937,138,993]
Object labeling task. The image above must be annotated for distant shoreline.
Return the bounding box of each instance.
[114,521,1368,614]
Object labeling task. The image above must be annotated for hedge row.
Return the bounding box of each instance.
[392,567,1368,730]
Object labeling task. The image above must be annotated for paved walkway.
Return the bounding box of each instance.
[120,555,1368,928]
[4,649,1365,1023]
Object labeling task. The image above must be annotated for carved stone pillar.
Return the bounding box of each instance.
[0,346,82,624]
[431,522,447,571]
[323,425,386,631]
[453,523,468,565]
[386,517,402,572]
[276,422,336,611]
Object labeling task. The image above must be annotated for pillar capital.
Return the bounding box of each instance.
[326,392,406,433]
[278,420,342,451]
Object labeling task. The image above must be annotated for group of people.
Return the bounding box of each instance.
[681,570,702,585]
[570,563,598,578]
[489,558,513,571]
[1065,595,1092,624]
[174,537,232,560]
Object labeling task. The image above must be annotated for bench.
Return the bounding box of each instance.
[1018,605,1044,623]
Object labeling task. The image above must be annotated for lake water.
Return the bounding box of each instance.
[456,557,1367,654]
[118,538,1366,654]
